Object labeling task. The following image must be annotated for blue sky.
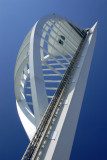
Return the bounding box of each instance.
[0,0,107,159]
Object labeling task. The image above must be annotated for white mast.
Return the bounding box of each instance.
[14,14,97,160]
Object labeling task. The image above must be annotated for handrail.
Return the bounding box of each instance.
[22,36,86,160]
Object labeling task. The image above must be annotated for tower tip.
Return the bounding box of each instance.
[90,21,98,33]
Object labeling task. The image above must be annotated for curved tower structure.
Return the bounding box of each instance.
[14,14,97,160]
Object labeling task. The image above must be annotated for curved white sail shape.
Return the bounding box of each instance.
[14,14,86,140]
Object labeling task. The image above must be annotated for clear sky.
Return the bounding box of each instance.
[0,0,107,160]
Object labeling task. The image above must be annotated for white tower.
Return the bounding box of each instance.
[14,14,97,160]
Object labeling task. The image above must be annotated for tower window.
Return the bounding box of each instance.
[58,35,65,45]
[59,39,63,45]
[60,35,65,40]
